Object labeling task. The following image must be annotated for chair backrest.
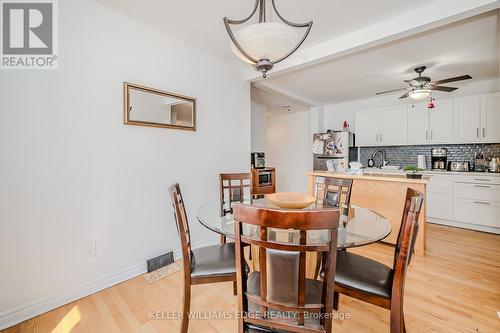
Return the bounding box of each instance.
[233,204,340,333]
[391,188,423,299]
[168,183,192,274]
[313,176,353,208]
[219,173,252,216]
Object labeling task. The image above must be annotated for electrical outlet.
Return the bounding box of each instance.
[87,240,96,257]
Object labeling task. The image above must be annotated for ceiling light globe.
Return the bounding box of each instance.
[230,22,300,64]
[409,89,431,100]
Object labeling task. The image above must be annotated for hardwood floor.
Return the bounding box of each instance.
[4,224,500,333]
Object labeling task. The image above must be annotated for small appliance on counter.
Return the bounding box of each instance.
[488,157,500,173]
[312,130,355,173]
[431,148,447,170]
[474,152,486,172]
[417,155,426,170]
[251,152,265,169]
[448,161,470,172]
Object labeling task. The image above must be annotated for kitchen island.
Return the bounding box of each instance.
[307,171,428,256]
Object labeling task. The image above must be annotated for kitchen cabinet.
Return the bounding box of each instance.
[355,108,380,146]
[355,91,499,146]
[407,103,429,144]
[379,105,408,145]
[429,99,453,143]
[407,100,453,144]
[355,106,408,146]
[424,173,453,221]
[453,178,500,229]
[480,92,500,143]
[453,95,481,143]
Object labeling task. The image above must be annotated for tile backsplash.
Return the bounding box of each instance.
[359,143,500,169]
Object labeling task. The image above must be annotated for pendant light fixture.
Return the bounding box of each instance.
[223,0,312,78]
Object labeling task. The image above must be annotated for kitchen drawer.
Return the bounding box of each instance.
[424,174,453,190]
[454,183,500,202]
[453,198,500,228]
[453,174,500,185]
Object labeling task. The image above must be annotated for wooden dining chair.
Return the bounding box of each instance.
[169,183,238,333]
[333,188,424,333]
[312,176,353,279]
[313,176,353,208]
[219,172,253,243]
[233,203,340,333]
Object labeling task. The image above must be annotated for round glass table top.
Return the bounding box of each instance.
[196,198,392,249]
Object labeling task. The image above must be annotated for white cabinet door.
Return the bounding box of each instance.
[481,92,500,143]
[453,95,481,143]
[424,174,453,221]
[407,102,429,144]
[429,99,453,143]
[355,109,380,146]
[379,105,408,145]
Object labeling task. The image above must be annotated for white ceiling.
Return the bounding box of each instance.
[251,86,311,116]
[98,0,436,64]
[255,10,500,105]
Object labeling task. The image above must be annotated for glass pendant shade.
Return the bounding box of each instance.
[230,22,300,64]
[409,89,432,100]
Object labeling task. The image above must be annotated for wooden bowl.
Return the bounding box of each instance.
[267,192,317,209]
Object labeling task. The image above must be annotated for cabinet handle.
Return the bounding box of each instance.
[474,201,491,205]
[380,133,382,142]
[483,128,485,138]
[476,128,479,138]
[431,131,433,140]
[426,131,428,140]
[474,178,491,181]
[474,185,491,188]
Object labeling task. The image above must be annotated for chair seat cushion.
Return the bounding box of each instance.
[246,272,323,328]
[335,250,393,299]
[190,243,237,279]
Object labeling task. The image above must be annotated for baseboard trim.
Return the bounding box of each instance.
[427,218,500,234]
[0,235,220,330]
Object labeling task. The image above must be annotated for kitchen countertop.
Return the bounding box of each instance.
[307,171,428,184]
[363,168,500,177]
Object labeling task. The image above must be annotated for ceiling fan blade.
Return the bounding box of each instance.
[399,91,411,99]
[432,75,472,85]
[431,86,458,92]
[376,88,407,95]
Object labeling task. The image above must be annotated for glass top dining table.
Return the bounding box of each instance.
[196,198,392,249]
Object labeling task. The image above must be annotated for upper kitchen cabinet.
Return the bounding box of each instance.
[481,92,500,143]
[408,99,453,144]
[355,106,408,146]
[379,105,408,145]
[407,102,430,144]
[355,108,380,146]
[429,99,454,143]
[453,95,481,143]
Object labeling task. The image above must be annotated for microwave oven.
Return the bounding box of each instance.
[258,171,272,187]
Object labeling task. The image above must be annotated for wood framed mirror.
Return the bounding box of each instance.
[123,82,196,131]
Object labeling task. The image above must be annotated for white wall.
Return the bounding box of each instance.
[322,78,500,133]
[0,0,250,328]
[251,101,267,152]
[266,111,312,193]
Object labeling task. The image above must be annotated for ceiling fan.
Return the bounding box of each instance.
[376,66,472,100]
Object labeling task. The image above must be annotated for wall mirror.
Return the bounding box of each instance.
[123,82,196,131]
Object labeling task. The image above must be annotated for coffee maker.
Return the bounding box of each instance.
[431,148,447,170]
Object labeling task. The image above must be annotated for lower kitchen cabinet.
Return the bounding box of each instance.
[424,174,453,221]
[426,173,500,234]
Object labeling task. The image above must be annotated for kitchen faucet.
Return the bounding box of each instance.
[371,149,390,168]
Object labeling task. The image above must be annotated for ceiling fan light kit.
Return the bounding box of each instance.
[223,0,312,78]
[409,89,432,100]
